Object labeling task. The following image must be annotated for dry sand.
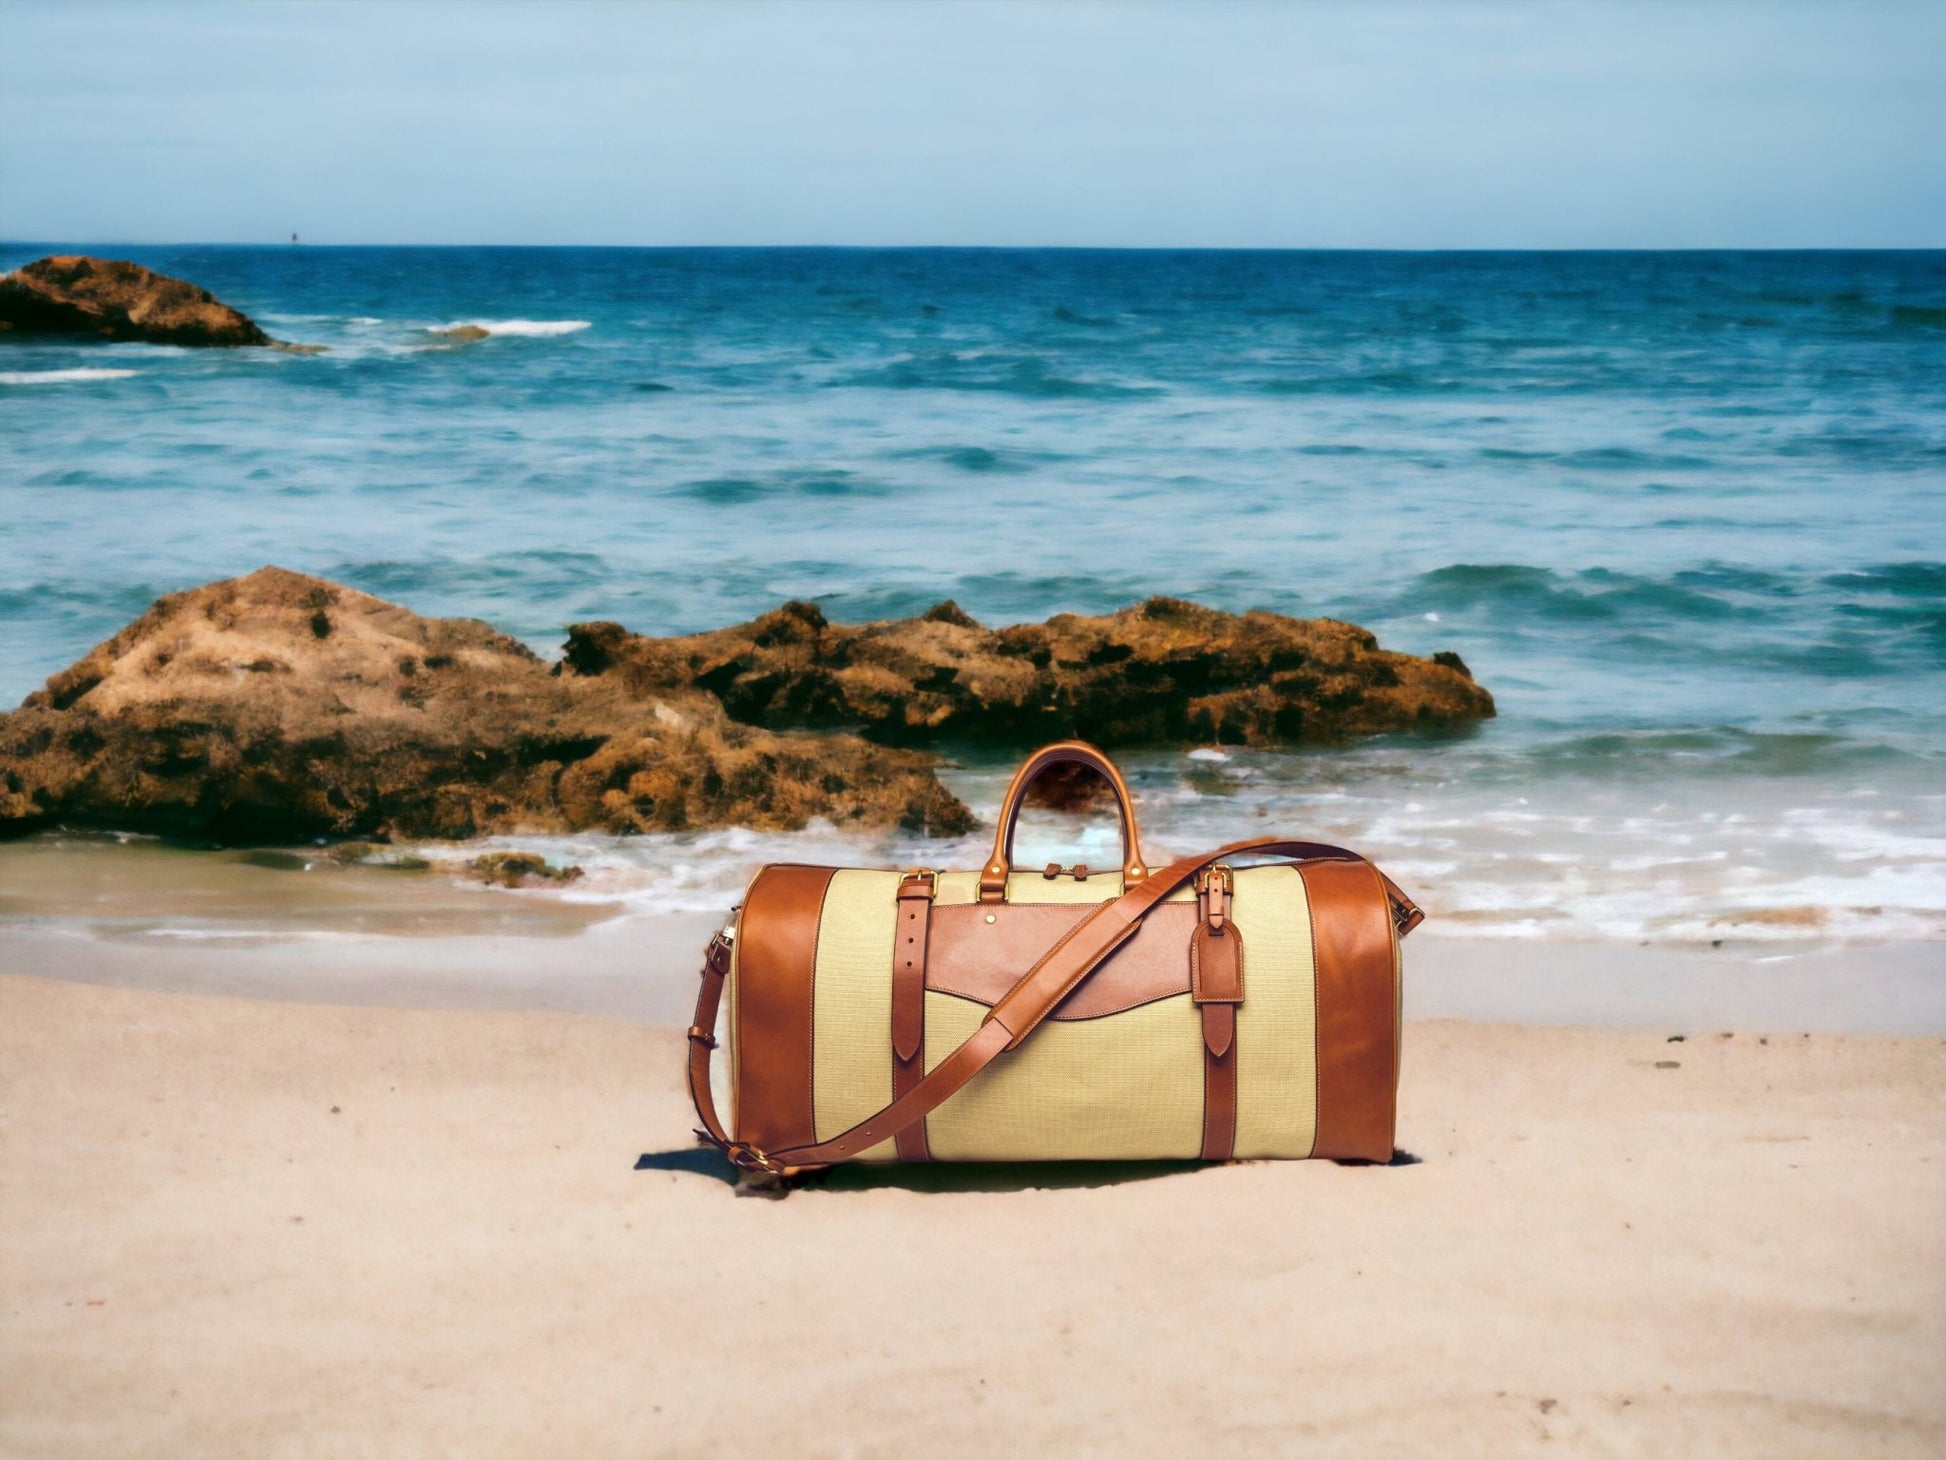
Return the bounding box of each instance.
[3,974,1942,1458]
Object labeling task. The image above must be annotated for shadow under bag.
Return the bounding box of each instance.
[687,741,1423,1178]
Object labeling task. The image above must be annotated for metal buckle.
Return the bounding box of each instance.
[1196,864,1234,896]
[726,1143,786,1177]
[900,867,937,896]
[703,930,734,976]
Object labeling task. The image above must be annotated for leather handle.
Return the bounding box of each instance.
[978,741,1148,902]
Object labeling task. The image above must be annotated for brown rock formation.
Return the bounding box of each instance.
[0,569,972,843]
[563,596,1493,749]
[0,573,1494,846]
[0,256,272,347]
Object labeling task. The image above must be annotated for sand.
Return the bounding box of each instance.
[3,972,1942,1458]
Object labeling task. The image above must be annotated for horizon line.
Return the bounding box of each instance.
[5,240,1945,255]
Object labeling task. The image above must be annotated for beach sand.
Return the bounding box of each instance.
[4,970,1942,1458]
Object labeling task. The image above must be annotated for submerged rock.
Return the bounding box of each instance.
[0,256,274,347]
[466,851,582,887]
[0,568,973,843]
[564,595,1494,748]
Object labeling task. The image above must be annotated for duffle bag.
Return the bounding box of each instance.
[687,740,1423,1177]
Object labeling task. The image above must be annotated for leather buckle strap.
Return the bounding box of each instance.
[725,1143,787,1177]
[1390,893,1425,937]
[1195,864,1234,897]
[891,868,935,1159]
[686,930,739,1160]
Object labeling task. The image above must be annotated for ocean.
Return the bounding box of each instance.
[2,245,1943,945]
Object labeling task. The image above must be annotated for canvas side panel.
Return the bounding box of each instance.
[811,869,904,1161]
[1230,864,1319,1160]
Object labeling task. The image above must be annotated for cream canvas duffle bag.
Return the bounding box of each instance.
[687,741,1423,1177]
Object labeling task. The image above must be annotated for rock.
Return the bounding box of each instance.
[0,256,273,347]
[467,851,581,887]
[429,324,491,343]
[324,841,431,871]
[0,573,1496,846]
[564,594,1494,748]
[0,568,974,843]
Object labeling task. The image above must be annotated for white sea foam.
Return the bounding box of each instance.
[0,367,140,384]
[429,319,591,338]
[379,755,1942,949]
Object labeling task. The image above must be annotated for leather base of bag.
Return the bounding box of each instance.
[686,742,1418,1175]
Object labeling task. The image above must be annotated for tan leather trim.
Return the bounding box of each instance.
[927,902,1199,1019]
[1300,859,1398,1162]
[733,864,834,1154]
[1190,924,1244,1012]
[1200,1026,1237,1161]
[891,875,933,1161]
[1193,877,1242,1160]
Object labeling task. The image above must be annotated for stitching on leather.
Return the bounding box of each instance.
[1028,913,1138,1025]
[924,985,1194,1019]
[1299,862,1323,1160]
[807,871,830,1144]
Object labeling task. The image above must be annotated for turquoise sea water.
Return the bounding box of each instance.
[2,246,1943,943]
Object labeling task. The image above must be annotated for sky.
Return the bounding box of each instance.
[2,0,1942,249]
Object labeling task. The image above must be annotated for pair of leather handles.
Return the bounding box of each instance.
[977,741,1149,900]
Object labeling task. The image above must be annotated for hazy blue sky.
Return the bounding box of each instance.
[3,0,1941,247]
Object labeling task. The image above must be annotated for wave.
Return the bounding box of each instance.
[884,444,1059,474]
[1402,563,1752,624]
[427,319,591,338]
[1888,304,1946,330]
[1508,727,1923,778]
[1258,370,1465,395]
[671,470,890,505]
[1823,562,1946,598]
[836,352,1163,400]
[0,368,141,384]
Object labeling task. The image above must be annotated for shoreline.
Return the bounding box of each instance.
[4,972,1940,1457]
[4,822,1942,1038]
[3,913,1942,1037]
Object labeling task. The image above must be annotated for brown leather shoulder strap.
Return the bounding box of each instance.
[688,836,1420,1175]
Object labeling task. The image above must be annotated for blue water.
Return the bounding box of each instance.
[4,246,1944,941]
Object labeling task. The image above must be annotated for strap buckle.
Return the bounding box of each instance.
[1195,864,1234,897]
[1390,895,1425,936]
[725,1143,787,1177]
[703,930,734,977]
[899,867,937,898]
